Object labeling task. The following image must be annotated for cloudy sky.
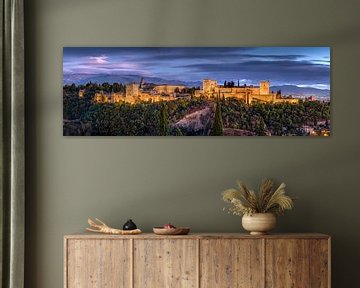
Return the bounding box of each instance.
[63,47,330,89]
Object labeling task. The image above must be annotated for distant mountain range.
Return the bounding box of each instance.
[270,85,330,99]
[63,73,202,88]
[63,74,330,99]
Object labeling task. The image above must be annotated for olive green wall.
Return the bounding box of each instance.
[25,0,360,287]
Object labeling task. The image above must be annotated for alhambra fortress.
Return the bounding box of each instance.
[199,79,299,104]
[80,79,299,105]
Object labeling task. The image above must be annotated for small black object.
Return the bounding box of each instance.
[123,219,137,230]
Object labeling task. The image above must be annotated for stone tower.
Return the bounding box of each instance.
[259,80,270,95]
[203,79,218,95]
[126,83,139,97]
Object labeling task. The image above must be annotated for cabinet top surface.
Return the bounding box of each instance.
[64,232,330,240]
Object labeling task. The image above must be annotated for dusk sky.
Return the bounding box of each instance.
[63,47,330,89]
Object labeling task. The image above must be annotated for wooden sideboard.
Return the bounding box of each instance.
[64,233,330,288]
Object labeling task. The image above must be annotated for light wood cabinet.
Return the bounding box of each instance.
[66,239,132,288]
[134,239,198,287]
[64,233,330,288]
[200,238,263,287]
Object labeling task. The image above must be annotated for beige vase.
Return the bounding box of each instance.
[242,213,276,235]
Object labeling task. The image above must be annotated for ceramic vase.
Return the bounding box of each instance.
[242,213,276,235]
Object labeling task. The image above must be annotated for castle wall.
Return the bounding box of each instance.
[250,94,275,103]
[152,95,176,102]
[273,98,299,104]
[94,92,109,103]
[125,95,136,104]
[111,93,125,103]
[154,85,186,94]
[218,87,260,95]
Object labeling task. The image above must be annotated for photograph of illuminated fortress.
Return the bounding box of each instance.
[63,47,330,136]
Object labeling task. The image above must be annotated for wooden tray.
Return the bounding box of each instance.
[153,227,190,235]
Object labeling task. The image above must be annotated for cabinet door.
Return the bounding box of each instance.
[309,239,330,288]
[200,239,264,288]
[265,239,310,288]
[66,239,131,288]
[134,239,198,288]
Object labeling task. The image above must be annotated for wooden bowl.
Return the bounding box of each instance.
[153,227,190,235]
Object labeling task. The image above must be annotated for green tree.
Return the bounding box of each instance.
[210,96,224,136]
[253,116,267,136]
[160,103,170,136]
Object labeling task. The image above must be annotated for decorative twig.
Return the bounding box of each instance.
[86,218,142,235]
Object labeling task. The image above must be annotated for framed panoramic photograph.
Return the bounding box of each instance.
[63,47,330,136]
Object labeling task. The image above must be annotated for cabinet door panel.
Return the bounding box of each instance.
[134,239,198,288]
[66,239,131,288]
[310,239,330,288]
[265,239,310,288]
[200,239,264,288]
